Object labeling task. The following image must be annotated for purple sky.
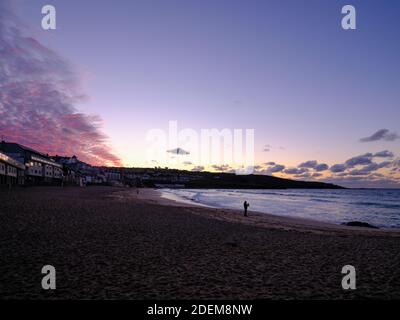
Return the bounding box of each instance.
[1,0,400,187]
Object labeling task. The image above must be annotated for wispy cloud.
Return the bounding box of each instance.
[373,150,394,158]
[263,144,271,152]
[211,164,233,172]
[298,160,329,172]
[268,164,286,173]
[255,162,285,175]
[330,164,347,173]
[283,167,308,175]
[166,148,190,155]
[262,144,285,152]
[360,129,399,142]
[252,149,399,187]
[344,151,394,168]
[0,1,121,166]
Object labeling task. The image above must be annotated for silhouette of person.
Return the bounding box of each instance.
[243,201,249,217]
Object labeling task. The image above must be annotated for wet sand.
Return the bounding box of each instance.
[0,186,399,299]
[129,188,400,237]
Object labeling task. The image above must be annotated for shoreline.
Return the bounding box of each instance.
[113,188,400,237]
[1,186,400,299]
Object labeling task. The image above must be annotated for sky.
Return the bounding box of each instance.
[1,0,400,187]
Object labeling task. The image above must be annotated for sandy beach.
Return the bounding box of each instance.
[0,186,399,300]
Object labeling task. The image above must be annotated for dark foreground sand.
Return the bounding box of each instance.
[0,186,399,300]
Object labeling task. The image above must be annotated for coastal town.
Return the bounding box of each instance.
[0,140,342,190]
[0,140,204,188]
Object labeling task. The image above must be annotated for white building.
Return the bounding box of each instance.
[0,141,63,185]
[0,151,25,186]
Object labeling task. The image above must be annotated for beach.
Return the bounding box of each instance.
[0,186,399,299]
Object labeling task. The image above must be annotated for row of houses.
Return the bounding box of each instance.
[0,140,206,188]
[0,141,142,187]
[0,141,63,187]
[0,151,25,186]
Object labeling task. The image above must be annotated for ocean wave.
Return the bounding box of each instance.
[350,201,400,209]
[310,198,335,203]
[162,188,400,228]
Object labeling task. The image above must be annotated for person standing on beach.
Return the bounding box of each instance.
[243,201,249,217]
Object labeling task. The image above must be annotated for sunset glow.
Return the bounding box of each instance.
[1,0,400,187]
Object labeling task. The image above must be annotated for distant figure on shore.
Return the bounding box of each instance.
[243,201,249,217]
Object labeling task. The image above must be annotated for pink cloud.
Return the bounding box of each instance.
[0,1,121,166]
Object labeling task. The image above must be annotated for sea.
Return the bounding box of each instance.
[160,188,400,229]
